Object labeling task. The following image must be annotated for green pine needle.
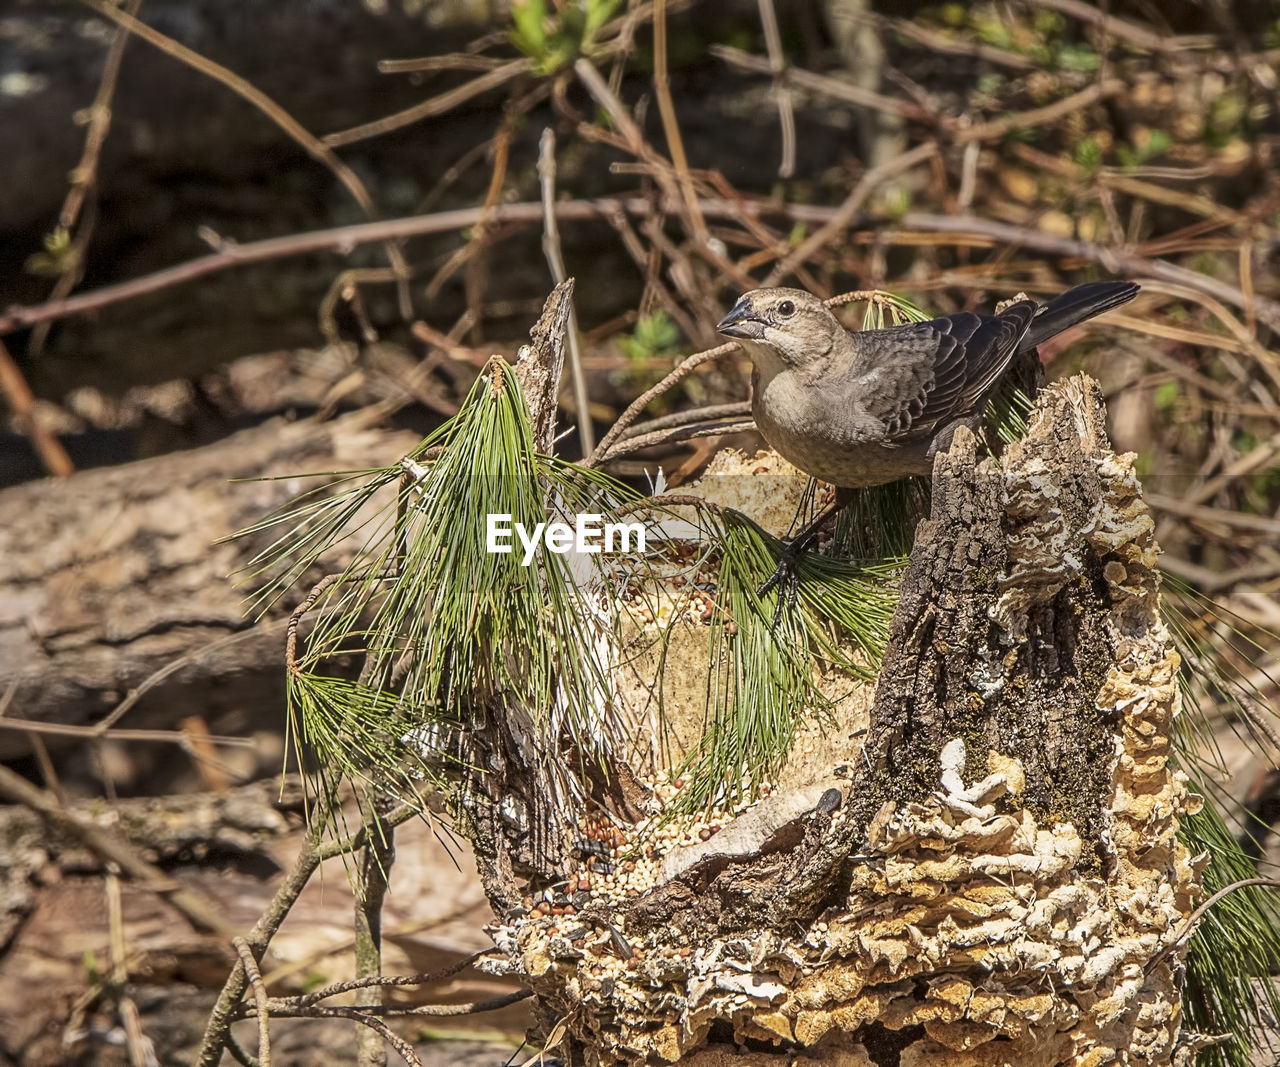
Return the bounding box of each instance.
[672,507,897,814]
[235,357,655,830]
[1179,801,1280,1067]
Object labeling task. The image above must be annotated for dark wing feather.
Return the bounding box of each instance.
[860,300,1037,441]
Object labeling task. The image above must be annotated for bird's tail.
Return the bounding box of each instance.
[1020,281,1140,351]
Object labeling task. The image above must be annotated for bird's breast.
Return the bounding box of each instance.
[751,367,933,488]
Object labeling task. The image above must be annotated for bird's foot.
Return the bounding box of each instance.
[755,503,838,627]
[758,538,805,626]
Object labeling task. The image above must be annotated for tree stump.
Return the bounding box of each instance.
[477,375,1202,1065]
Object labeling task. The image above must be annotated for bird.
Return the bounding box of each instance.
[715,281,1139,591]
[716,281,1139,490]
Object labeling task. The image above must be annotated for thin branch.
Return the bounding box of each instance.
[616,400,752,439]
[28,0,142,357]
[586,341,739,465]
[0,762,237,938]
[1025,0,1212,54]
[1148,877,1280,971]
[251,1004,425,1067]
[331,989,535,1017]
[954,80,1126,144]
[287,951,500,1007]
[7,197,1276,336]
[233,938,272,1067]
[1147,494,1280,536]
[901,212,1280,332]
[287,576,345,674]
[354,791,396,1067]
[755,0,795,178]
[537,129,594,454]
[106,871,154,1067]
[91,620,287,738]
[224,1030,261,1067]
[0,336,74,476]
[197,784,418,1067]
[61,0,141,229]
[323,59,533,147]
[76,0,413,318]
[712,45,927,121]
[604,418,757,459]
[195,800,331,1067]
[651,0,709,247]
[0,719,254,746]
[764,141,939,285]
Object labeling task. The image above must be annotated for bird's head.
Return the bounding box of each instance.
[716,288,840,367]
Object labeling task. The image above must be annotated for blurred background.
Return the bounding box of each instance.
[1,0,1279,1063]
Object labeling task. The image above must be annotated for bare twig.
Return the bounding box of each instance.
[1148,877,1280,971]
[954,80,1126,144]
[378,53,513,74]
[755,0,795,178]
[234,938,272,1067]
[1147,495,1280,536]
[288,951,499,1007]
[1160,554,1280,595]
[0,762,237,937]
[60,0,141,231]
[196,789,337,1067]
[248,1003,425,1067]
[900,212,1280,332]
[286,576,345,674]
[764,141,939,285]
[1180,431,1280,510]
[1025,0,1212,54]
[651,0,709,247]
[0,336,74,476]
[872,14,1035,70]
[324,59,533,147]
[711,46,926,120]
[537,129,594,453]
[318,990,535,1017]
[605,418,757,460]
[354,791,397,1067]
[586,341,739,465]
[617,400,752,439]
[0,718,254,746]
[224,1030,261,1067]
[106,871,154,1067]
[92,619,288,738]
[76,0,413,318]
[8,197,1277,337]
[28,0,142,357]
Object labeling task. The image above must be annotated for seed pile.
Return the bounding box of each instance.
[516,775,768,920]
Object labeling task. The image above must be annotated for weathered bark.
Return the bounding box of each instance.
[478,375,1203,1065]
[0,412,421,759]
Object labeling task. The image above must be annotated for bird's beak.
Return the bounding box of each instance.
[716,299,767,340]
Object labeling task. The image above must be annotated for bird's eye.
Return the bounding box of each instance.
[777,299,796,317]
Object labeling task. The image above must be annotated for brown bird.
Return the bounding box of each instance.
[716,281,1139,489]
[716,281,1139,591]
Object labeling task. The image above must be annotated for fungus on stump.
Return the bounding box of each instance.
[482,374,1201,1066]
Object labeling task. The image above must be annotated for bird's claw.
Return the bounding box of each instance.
[758,541,804,627]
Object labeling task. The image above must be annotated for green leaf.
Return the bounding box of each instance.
[509,0,548,61]
[1153,380,1180,412]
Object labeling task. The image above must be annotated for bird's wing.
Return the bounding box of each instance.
[858,301,1037,440]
